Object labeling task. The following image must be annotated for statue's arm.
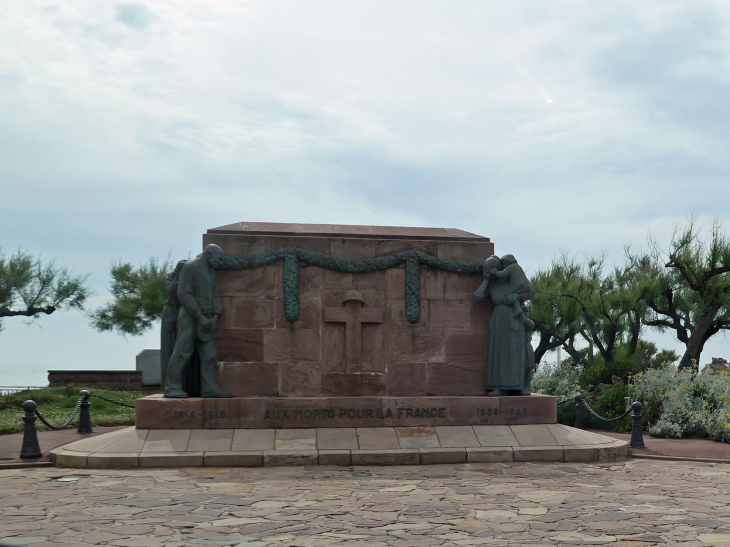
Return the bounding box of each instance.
[511,265,536,302]
[518,285,536,302]
[499,264,535,303]
[177,265,204,320]
[212,274,223,317]
[473,277,490,302]
[161,272,175,300]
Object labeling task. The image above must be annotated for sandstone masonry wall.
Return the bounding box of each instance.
[204,228,494,398]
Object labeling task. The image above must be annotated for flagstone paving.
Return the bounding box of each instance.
[3,459,730,546]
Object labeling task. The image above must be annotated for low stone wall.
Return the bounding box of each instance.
[48,370,160,392]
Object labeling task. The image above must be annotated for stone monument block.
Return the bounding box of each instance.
[135,349,161,386]
[203,222,493,398]
[137,222,557,428]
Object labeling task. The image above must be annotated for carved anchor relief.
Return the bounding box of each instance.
[323,290,384,368]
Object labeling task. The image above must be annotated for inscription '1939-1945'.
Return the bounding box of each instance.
[476,407,528,416]
[263,407,448,420]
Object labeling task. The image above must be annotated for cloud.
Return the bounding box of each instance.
[562,4,730,164]
[2,0,730,375]
[115,3,150,30]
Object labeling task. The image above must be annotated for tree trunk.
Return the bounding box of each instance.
[533,333,549,365]
[678,303,721,371]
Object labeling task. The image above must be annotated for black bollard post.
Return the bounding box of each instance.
[574,393,586,430]
[629,401,645,448]
[20,401,42,458]
[77,390,93,434]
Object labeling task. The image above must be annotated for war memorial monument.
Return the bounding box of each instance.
[51,222,628,468]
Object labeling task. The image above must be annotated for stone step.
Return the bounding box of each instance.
[51,424,628,469]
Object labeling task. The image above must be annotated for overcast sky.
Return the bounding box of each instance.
[2,1,730,386]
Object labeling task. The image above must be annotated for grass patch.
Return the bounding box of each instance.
[0,386,148,434]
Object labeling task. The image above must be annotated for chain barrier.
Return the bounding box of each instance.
[563,393,631,420]
[582,399,632,423]
[20,388,140,458]
[574,394,644,448]
[90,393,136,409]
[33,395,83,430]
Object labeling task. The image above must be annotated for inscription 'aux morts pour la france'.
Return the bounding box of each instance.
[263,407,448,420]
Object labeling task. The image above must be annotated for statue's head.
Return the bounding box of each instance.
[204,244,225,269]
[500,254,517,268]
[484,256,501,270]
[173,259,186,276]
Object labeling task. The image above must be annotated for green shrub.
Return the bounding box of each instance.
[531,362,582,401]
[557,400,576,428]
[0,387,146,434]
[585,384,631,432]
[532,362,582,428]
[577,342,679,388]
[631,365,730,441]
[531,362,631,431]
[580,361,611,389]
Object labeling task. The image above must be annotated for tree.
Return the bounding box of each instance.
[634,218,730,371]
[90,258,172,336]
[530,253,653,384]
[559,256,649,372]
[572,339,680,387]
[0,249,89,331]
[530,256,584,364]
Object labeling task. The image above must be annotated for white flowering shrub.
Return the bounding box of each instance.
[531,362,582,401]
[631,365,730,441]
[532,361,634,430]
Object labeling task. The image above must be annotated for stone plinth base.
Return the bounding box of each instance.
[135,394,557,429]
[50,423,628,469]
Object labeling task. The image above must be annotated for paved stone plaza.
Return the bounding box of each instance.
[3,459,730,546]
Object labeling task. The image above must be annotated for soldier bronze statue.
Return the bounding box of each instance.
[163,244,231,398]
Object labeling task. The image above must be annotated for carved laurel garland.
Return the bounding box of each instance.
[217,247,483,325]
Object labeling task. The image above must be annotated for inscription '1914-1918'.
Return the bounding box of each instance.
[174,410,226,419]
[263,407,448,420]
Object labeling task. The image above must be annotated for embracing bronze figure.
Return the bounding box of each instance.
[474,254,536,396]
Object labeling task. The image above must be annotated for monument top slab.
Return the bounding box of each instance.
[208,222,489,242]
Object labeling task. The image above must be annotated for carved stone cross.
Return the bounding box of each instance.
[324,289,384,367]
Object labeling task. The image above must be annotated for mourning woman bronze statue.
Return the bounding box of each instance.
[474,254,536,396]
